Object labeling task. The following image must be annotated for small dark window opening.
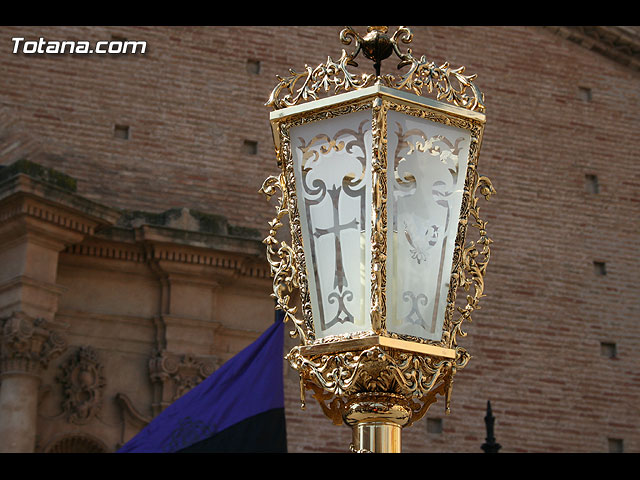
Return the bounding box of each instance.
[600,342,617,358]
[608,438,623,453]
[114,124,130,140]
[243,140,258,155]
[246,59,261,75]
[585,174,599,194]
[579,86,592,102]
[426,417,443,434]
[593,261,607,276]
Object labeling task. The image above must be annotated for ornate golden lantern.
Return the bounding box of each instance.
[261,26,495,452]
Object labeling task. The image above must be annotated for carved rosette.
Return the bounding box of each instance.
[0,311,66,377]
[57,346,106,425]
[149,350,219,411]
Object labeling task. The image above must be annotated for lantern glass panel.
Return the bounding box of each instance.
[385,109,472,341]
[290,109,373,339]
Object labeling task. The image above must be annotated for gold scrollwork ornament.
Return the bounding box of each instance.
[261,25,495,446]
[261,160,494,445]
[266,26,485,113]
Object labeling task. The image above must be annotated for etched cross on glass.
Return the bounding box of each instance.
[291,110,373,338]
[386,109,471,341]
[313,184,358,324]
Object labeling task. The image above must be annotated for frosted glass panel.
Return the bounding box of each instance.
[290,110,373,339]
[386,110,471,341]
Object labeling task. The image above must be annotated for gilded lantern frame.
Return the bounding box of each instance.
[260,28,495,424]
[267,83,489,345]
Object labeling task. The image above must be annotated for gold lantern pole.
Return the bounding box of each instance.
[261,26,495,453]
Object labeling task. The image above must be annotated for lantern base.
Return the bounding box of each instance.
[343,392,411,453]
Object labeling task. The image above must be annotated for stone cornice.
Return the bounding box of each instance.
[136,224,265,263]
[0,173,121,236]
[64,226,271,281]
[545,26,640,71]
[1,159,270,280]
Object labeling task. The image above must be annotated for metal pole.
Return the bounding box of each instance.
[343,392,411,453]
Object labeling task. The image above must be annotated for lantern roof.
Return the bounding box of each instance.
[266,26,486,114]
[269,83,486,123]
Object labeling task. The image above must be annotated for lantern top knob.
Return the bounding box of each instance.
[361,27,394,74]
[341,26,414,77]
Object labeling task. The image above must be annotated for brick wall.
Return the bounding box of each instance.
[1,25,638,453]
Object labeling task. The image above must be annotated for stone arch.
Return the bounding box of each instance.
[42,432,108,453]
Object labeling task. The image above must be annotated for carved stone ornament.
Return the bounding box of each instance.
[57,346,106,425]
[149,350,219,410]
[0,311,67,376]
